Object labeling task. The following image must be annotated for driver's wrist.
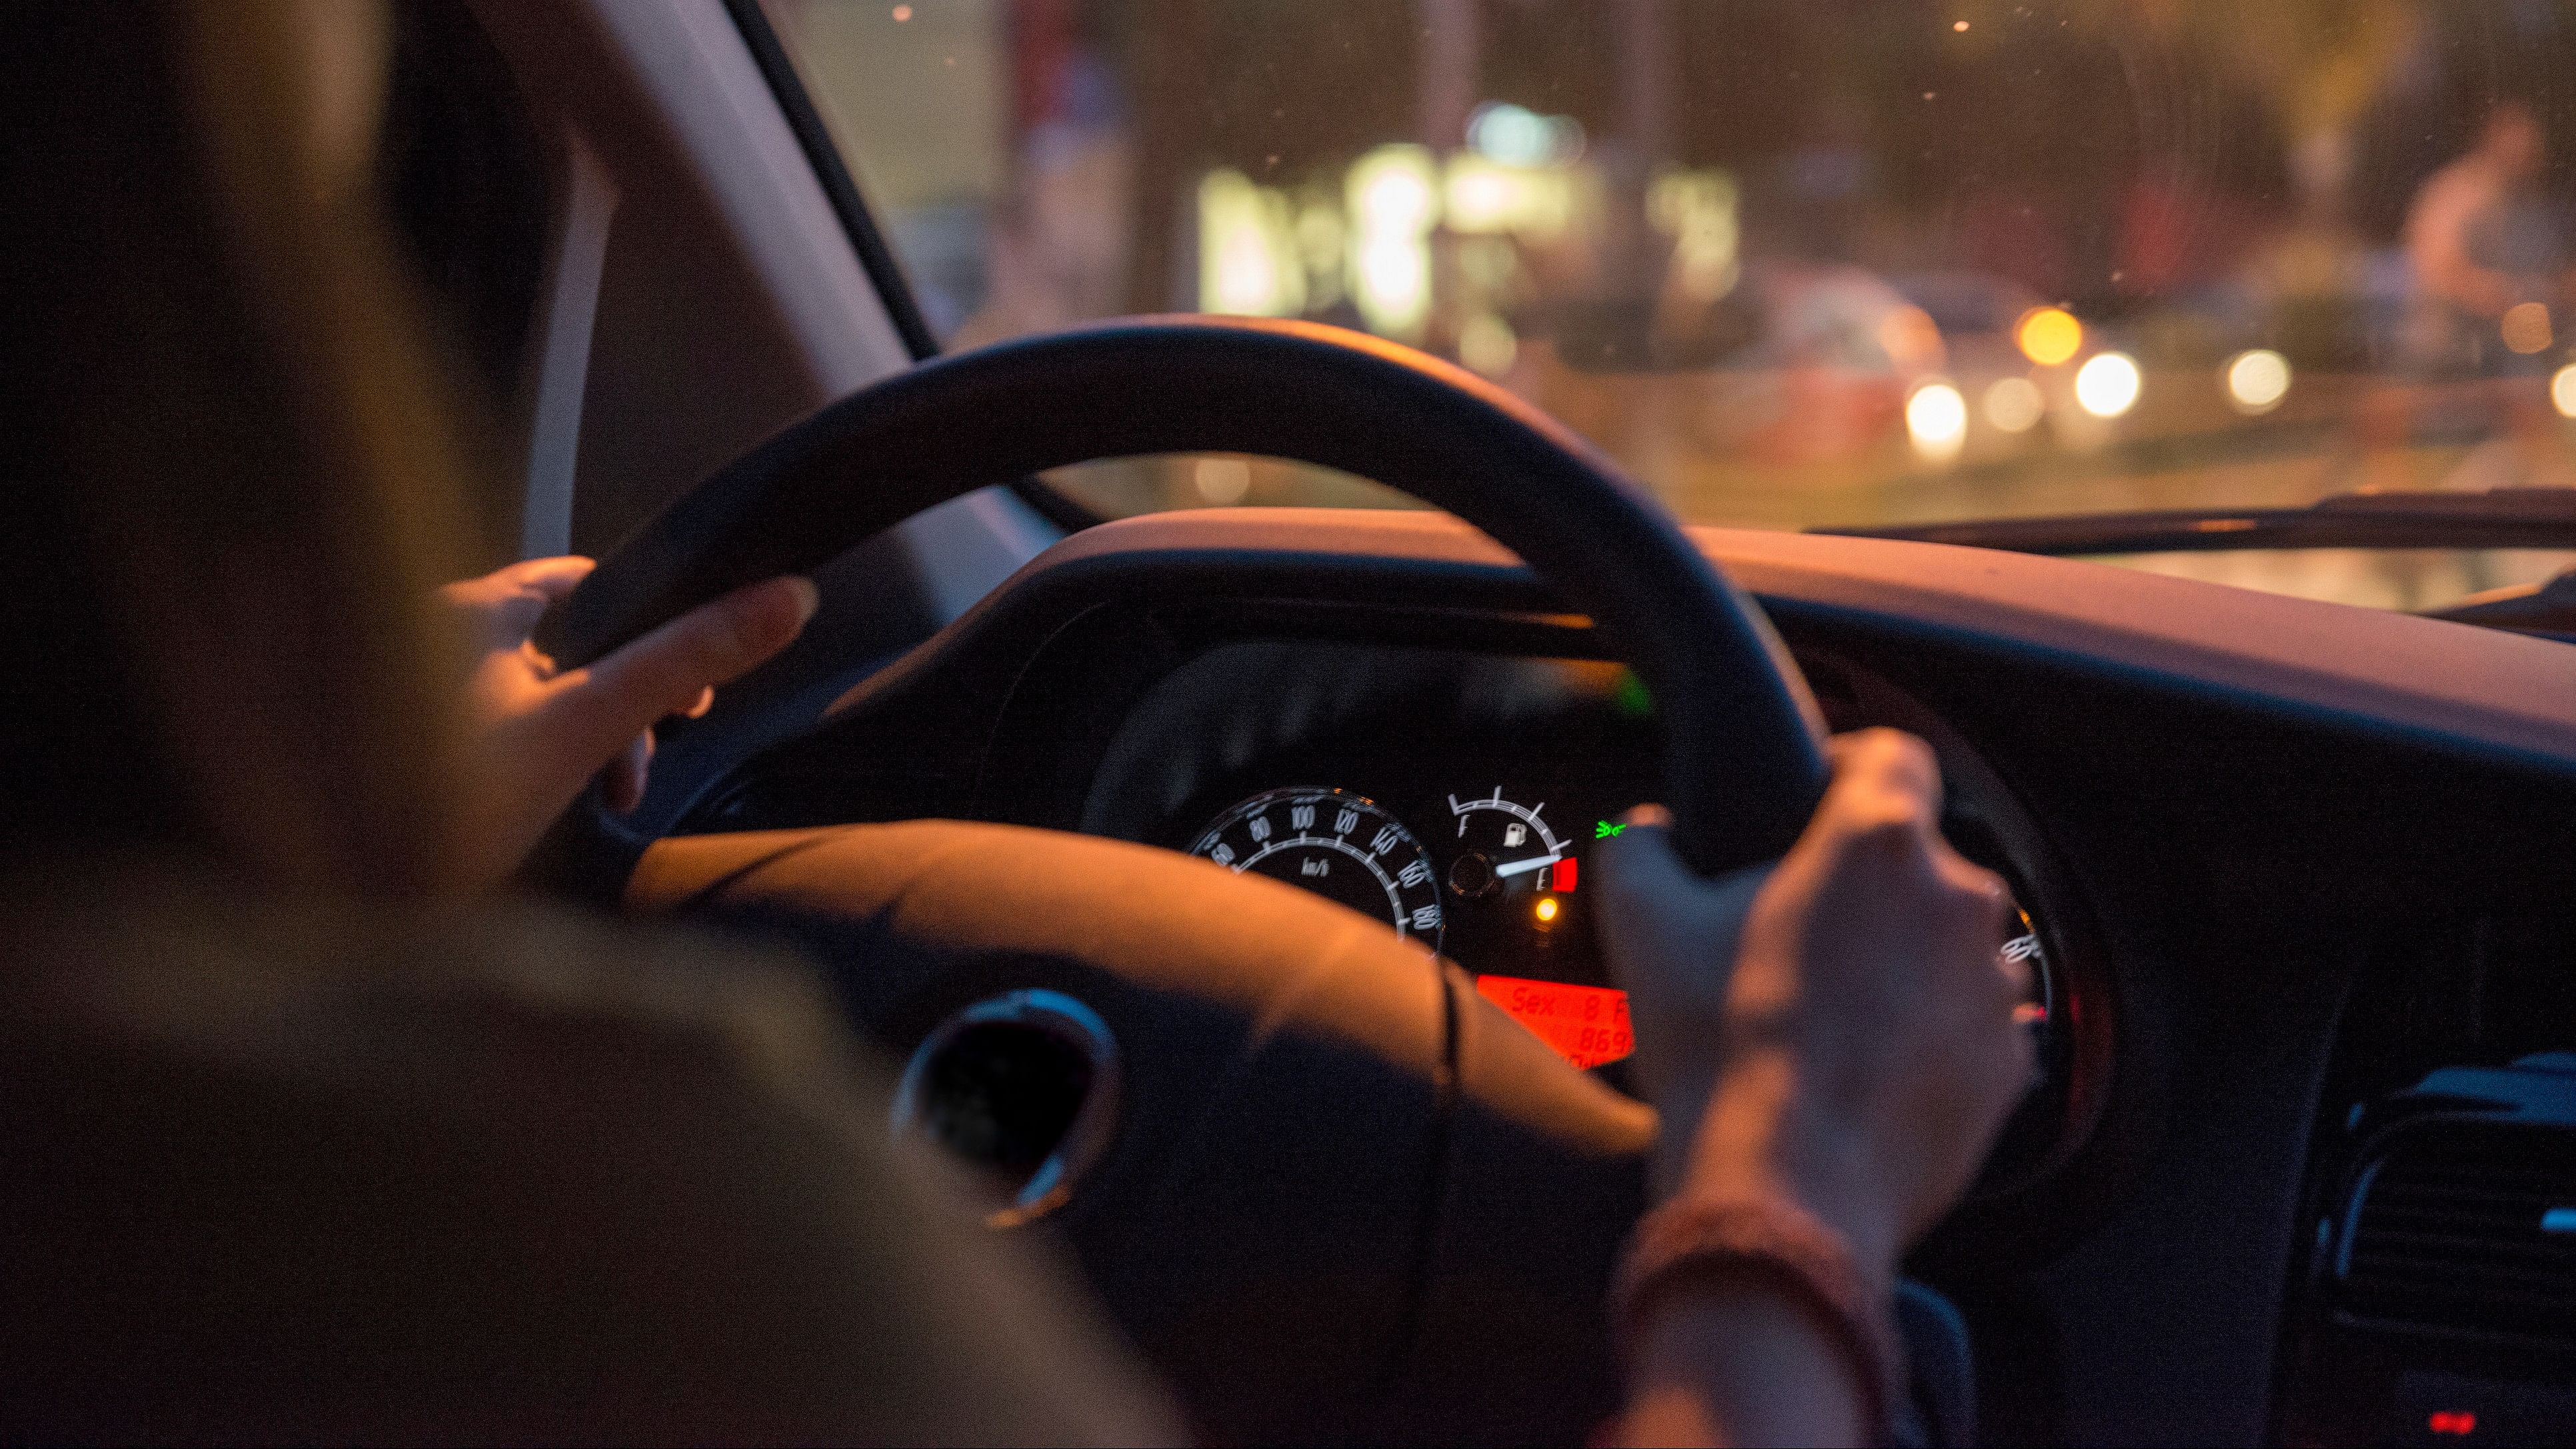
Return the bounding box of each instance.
[1672,1048,1903,1280]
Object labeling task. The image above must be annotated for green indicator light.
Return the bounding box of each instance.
[1595,820,1626,840]
[1610,669,1654,719]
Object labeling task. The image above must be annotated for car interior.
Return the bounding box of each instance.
[27,2,2576,1445]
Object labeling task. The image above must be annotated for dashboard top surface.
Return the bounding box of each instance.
[1012,507,2576,776]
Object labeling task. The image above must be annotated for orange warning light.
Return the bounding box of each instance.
[1476,974,1633,1070]
[1534,897,1560,923]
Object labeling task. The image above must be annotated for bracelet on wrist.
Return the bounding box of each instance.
[1611,1193,1904,1446]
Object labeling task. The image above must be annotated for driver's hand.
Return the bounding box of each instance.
[437,557,818,890]
[1594,728,2031,1276]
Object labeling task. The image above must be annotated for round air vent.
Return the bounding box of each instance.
[892,990,1121,1227]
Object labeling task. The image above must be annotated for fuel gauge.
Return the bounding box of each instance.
[1446,787,1630,1072]
[1446,790,1570,898]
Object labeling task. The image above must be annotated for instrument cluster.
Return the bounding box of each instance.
[1083,639,2069,1108]
[1187,780,1638,1069]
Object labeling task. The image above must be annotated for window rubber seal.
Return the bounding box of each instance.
[722,0,1103,535]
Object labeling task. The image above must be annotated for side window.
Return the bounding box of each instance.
[760,0,1013,343]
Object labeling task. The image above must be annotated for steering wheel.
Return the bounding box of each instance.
[547,316,1824,874]
[543,317,1832,1442]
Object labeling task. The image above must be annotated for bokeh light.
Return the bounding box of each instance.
[1197,169,1302,317]
[1906,381,1969,459]
[2015,307,2083,366]
[1648,169,1742,303]
[1444,156,1570,237]
[1193,456,1252,505]
[2074,351,2141,417]
[1346,145,1438,340]
[1983,375,2045,433]
[1876,304,1943,372]
[2504,301,2555,355]
[2552,365,2576,419]
[2225,349,2291,414]
[1467,102,1585,167]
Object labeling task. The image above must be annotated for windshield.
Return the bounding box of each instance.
[760,0,2576,609]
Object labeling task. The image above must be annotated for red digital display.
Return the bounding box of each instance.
[1476,974,1633,1070]
[2428,1410,2477,1437]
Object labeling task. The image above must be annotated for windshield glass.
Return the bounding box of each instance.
[761,0,2576,608]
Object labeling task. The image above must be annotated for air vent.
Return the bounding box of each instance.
[2339,1123,2576,1347]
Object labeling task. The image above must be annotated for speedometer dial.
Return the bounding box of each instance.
[1188,788,1444,950]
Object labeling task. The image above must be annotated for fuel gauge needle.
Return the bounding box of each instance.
[1492,854,1562,878]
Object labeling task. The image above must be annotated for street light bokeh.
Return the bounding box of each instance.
[2225,349,2291,414]
[1907,381,1969,460]
[2074,352,2141,418]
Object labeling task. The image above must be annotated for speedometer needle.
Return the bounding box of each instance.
[1492,854,1562,879]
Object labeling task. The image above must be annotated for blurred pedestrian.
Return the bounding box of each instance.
[2401,101,2561,377]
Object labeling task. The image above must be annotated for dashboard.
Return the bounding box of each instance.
[658,510,2576,1446]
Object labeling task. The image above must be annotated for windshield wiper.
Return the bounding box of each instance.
[1816,487,2576,555]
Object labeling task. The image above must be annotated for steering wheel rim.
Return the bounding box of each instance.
[544,315,1828,875]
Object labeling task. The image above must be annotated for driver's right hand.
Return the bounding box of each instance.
[1594,728,2033,1278]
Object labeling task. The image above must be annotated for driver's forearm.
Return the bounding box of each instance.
[1623,1285,1871,1448]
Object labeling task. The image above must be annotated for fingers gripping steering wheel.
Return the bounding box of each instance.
[544,316,1827,876]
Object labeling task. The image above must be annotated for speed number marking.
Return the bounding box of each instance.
[1187,787,1442,950]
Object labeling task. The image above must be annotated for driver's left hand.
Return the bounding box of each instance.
[437,556,817,888]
